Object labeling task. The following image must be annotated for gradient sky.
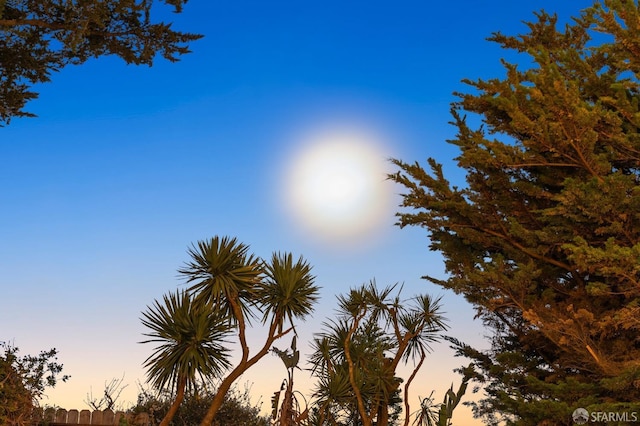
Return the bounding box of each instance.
[1,1,593,423]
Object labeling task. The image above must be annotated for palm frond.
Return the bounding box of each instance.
[259,252,320,331]
[178,236,263,323]
[140,290,232,393]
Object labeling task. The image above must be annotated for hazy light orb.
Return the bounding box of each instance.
[285,129,393,246]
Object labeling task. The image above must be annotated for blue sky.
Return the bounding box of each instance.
[1,1,593,422]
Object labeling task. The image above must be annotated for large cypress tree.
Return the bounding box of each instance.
[391,1,640,424]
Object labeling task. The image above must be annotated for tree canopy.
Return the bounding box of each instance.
[0,0,201,125]
[0,342,69,426]
[391,1,640,424]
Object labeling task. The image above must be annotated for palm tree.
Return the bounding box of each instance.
[179,236,263,322]
[398,294,448,426]
[177,236,320,426]
[140,290,232,426]
[310,281,448,426]
[310,311,399,426]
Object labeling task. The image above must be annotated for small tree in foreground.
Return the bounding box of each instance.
[391,1,640,423]
[85,375,129,411]
[310,281,448,426]
[0,342,69,426]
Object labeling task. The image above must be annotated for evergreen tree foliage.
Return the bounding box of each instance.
[0,0,201,125]
[390,1,640,424]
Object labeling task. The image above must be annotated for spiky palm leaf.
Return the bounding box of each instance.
[311,282,450,425]
[259,252,319,332]
[178,236,263,323]
[312,363,354,407]
[401,294,448,364]
[310,314,397,423]
[336,280,396,323]
[412,391,439,426]
[140,290,232,393]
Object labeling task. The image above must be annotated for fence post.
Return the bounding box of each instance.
[101,409,115,425]
[91,409,103,424]
[43,408,56,423]
[55,409,68,423]
[38,408,149,425]
[68,409,79,424]
[79,409,91,424]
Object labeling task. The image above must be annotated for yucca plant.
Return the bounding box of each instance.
[140,290,232,426]
[176,237,320,426]
[310,281,448,426]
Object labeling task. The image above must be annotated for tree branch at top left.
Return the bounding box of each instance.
[0,0,202,125]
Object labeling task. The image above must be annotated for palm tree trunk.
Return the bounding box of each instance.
[199,367,240,426]
[199,313,291,426]
[344,313,372,426]
[377,404,389,426]
[160,375,187,426]
[200,296,252,426]
[403,352,426,426]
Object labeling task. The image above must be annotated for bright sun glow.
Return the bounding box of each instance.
[284,127,394,247]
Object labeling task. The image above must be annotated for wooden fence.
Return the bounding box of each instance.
[39,408,150,426]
